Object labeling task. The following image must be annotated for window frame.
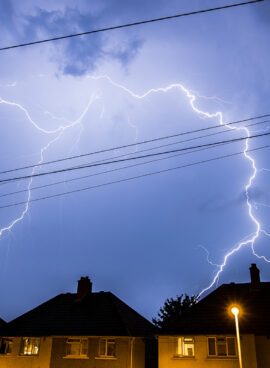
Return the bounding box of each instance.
[65,338,88,358]
[174,336,195,358]
[207,336,237,358]
[98,338,116,358]
[0,338,13,355]
[20,337,40,356]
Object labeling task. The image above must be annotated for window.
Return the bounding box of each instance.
[0,338,13,354]
[99,339,116,357]
[208,337,236,357]
[66,338,88,357]
[21,338,40,356]
[175,337,194,357]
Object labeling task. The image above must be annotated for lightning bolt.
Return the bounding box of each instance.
[0,92,100,237]
[254,202,270,209]
[198,245,221,268]
[88,75,270,296]
[197,123,270,297]
[1,75,269,298]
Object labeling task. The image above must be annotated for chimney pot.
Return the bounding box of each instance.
[249,264,260,285]
[76,276,92,301]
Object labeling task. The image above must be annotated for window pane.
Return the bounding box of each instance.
[176,337,194,356]
[66,343,71,355]
[100,339,106,355]
[22,338,39,355]
[216,337,226,343]
[81,339,88,355]
[0,339,12,354]
[70,343,81,355]
[208,338,216,355]
[23,339,31,355]
[217,341,226,356]
[183,338,193,342]
[6,341,12,354]
[107,341,116,357]
[0,339,6,354]
[66,339,88,356]
[183,343,194,356]
[227,338,236,356]
[32,339,40,355]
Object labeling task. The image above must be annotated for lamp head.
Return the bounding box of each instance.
[231,306,239,316]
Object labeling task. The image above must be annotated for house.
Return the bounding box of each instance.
[0,318,6,329]
[0,317,6,342]
[0,276,157,368]
[158,264,270,368]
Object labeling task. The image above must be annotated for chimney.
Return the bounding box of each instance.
[249,264,260,286]
[76,276,92,301]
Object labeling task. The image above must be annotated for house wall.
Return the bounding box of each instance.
[0,336,52,368]
[50,336,146,368]
[158,334,258,368]
[133,338,145,368]
[254,336,270,368]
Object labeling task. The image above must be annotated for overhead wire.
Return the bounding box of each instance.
[1,130,270,185]
[0,142,233,199]
[1,118,270,199]
[1,142,269,210]
[0,0,263,52]
[0,113,269,176]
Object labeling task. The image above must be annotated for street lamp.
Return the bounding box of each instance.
[231,306,243,368]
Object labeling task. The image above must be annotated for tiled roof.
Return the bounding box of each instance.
[1,292,155,337]
[161,282,270,335]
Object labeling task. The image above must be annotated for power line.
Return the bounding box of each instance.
[1,118,269,199]
[0,0,263,52]
[1,113,269,176]
[0,142,232,199]
[1,130,270,184]
[1,143,269,210]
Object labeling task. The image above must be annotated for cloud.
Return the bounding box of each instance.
[0,0,148,76]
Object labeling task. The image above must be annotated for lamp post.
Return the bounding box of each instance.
[231,307,243,368]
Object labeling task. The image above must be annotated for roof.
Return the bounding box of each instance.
[0,317,6,330]
[1,291,155,337]
[161,282,270,335]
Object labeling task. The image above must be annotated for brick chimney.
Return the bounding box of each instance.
[249,264,260,286]
[76,276,92,301]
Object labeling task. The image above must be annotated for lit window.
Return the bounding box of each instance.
[66,338,88,357]
[176,337,194,357]
[21,338,40,355]
[208,337,236,357]
[0,338,13,354]
[99,339,116,357]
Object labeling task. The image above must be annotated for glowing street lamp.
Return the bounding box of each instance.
[231,306,243,368]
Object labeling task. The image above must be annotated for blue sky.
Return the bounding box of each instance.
[0,0,270,322]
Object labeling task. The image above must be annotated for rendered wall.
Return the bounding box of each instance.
[50,336,146,368]
[255,336,270,368]
[0,336,52,368]
[158,335,258,368]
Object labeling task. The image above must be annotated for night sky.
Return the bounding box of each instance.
[0,0,270,323]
